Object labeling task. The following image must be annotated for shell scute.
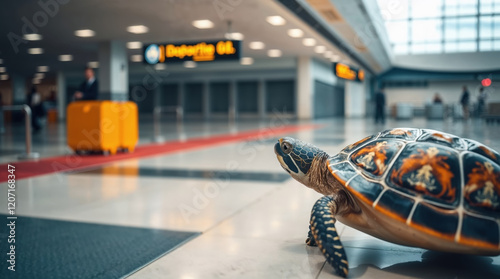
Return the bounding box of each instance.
[463,153,500,217]
[374,190,415,222]
[411,203,459,237]
[350,140,404,178]
[342,135,374,153]
[379,128,421,141]
[388,143,461,207]
[417,130,467,150]
[461,214,500,247]
[346,175,383,204]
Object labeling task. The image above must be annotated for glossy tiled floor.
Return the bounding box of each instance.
[1,116,500,278]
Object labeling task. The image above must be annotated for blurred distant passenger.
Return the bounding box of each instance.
[27,86,44,132]
[460,86,470,120]
[374,87,386,124]
[477,87,488,117]
[433,93,443,104]
[73,67,98,101]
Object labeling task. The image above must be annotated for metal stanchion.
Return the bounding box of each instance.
[2,105,40,160]
[152,106,165,143]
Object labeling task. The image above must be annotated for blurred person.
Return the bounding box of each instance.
[27,85,44,132]
[374,87,386,124]
[477,87,488,117]
[73,67,98,101]
[433,93,443,104]
[460,86,470,120]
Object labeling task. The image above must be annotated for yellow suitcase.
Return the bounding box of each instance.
[67,101,120,155]
[118,101,138,152]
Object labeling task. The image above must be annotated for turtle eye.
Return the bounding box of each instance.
[282,142,293,154]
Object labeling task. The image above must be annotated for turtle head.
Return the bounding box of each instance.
[275,137,328,188]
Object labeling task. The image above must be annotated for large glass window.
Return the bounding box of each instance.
[377,0,500,54]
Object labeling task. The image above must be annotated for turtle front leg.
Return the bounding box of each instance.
[306,224,317,246]
[310,195,349,277]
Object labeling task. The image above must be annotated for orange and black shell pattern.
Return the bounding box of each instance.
[328,128,500,250]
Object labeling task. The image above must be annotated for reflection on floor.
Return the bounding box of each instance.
[0,117,499,278]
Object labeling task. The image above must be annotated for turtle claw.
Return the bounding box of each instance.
[310,196,349,278]
[306,227,317,246]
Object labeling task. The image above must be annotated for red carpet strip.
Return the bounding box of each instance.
[1,124,320,182]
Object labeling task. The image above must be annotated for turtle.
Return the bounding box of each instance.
[274,128,500,277]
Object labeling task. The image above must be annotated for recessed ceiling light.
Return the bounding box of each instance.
[34,73,45,79]
[0,67,6,73]
[331,55,340,62]
[75,29,95,37]
[87,61,99,68]
[192,19,214,29]
[184,61,197,68]
[267,49,282,57]
[0,75,8,81]
[287,29,303,38]
[324,51,333,58]
[249,41,265,50]
[127,25,149,34]
[59,54,73,62]
[130,55,143,62]
[314,45,326,53]
[37,66,49,72]
[266,16,286,26]
[240,57,254,65]
[28,48,43,55]
[127,41,143,49]
[154,63,166,70]
[23,33,42,41]
[225,32,244,40]
[302,38,316,47]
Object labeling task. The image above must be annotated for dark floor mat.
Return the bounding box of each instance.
[72,166,291,183]
[0,215,199,279]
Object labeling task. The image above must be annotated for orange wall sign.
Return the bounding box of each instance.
[334,62,364,82]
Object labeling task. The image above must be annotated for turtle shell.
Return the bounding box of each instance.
[328,128,500,249]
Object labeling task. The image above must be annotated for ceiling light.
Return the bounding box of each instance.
[324,51,333,58]
[267,49,282,57]
[184,61,197,68]
[0,67,5,73]
[192,20,214,29]
[87,61,99,68]
[59,54,73,62]
[314,45,326,53]
[249,41,265,50]
[74,29,95,37]
[331,55,340,62]
[34,73,45,79]
[28,48,43,55]
[130,55,143,62]
[37,66,49,72]
[154,64,166,70]
[266,16,286,26]
[225,32,244,40]
[0,75,8,81]
[127,25,149,34]
[240,57,254,65]
[302,38,316,47]
[287,29,303,38]
[23,33,42,41]
[127,41,143,49]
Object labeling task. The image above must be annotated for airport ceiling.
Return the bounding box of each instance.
[0,0,386,80]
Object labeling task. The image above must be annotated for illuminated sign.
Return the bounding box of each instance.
[333,62,364,82]
[144,40,241,64]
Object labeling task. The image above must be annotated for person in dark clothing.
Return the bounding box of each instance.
[27,86,44,132]
[433,93,443,104]
[73,67,98,101]
[374,88,386,124]
[460,86,470,120]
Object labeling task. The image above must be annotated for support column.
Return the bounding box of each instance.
[296,56,313,119]
[345,81,366,118]
[258,79,266,119]
[202,81,210,120]
[56,72,66,120]
[98,41,128,100]
[11,74,26,104]
[229,80,237,120]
